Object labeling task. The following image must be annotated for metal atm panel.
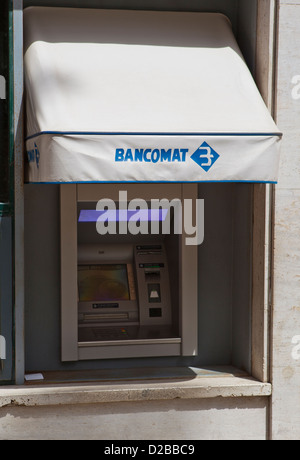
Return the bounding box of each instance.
[60,183,198,361]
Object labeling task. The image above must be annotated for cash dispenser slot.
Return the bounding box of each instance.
[80,312,130,323]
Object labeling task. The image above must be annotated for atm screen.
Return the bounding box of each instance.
[78,264,131,302]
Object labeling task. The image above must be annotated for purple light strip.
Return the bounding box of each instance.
[78,209,169,223]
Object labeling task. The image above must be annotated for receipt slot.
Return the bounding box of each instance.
[60,184,198,361]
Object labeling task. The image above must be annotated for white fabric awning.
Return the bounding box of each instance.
[24,7,281,184]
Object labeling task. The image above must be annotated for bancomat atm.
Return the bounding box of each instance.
[78,243,173,343]
[60,184,198,361]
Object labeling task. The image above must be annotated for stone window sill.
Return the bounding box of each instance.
[0,367,271,408]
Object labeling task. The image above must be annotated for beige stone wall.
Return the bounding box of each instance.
[0,397,269,441]
[271,0,300,440]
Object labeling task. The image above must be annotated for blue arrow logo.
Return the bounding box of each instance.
[191,141,220,172]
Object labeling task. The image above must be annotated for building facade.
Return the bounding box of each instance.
[0,0,299,440]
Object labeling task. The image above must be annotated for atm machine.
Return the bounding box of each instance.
[60,183,198,362]
[77,243,173,343]
[23,8,281,364]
